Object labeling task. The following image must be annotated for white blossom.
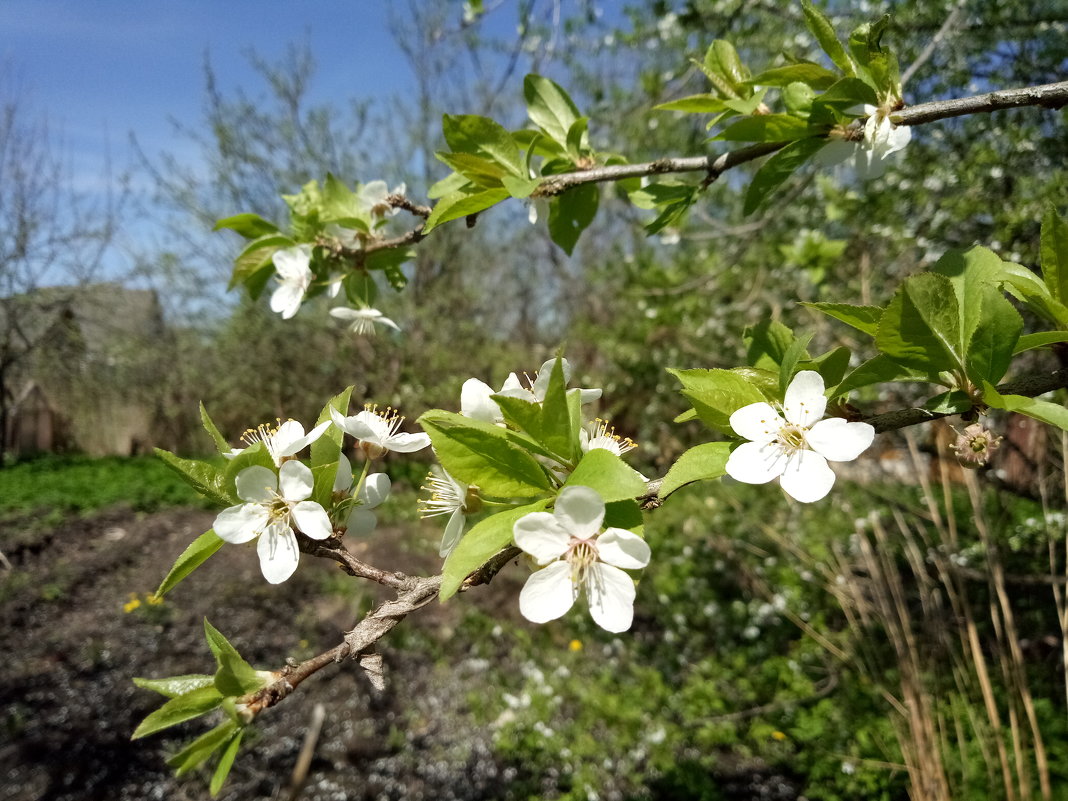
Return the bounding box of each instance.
[330,404,431,459]
[418,467,476,557]
[725,371,874,503]
[496,358,602,406]
[225,418,330,466]
[514,485,650,632]
[213,461,333,584]
[580,419,636,457]
[332,453,391,535]
[329,307,401,337]
[817,104,912,180]
[269,245,313,319]
[460,373,524,425]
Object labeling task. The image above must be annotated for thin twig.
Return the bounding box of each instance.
[900,0,969,89]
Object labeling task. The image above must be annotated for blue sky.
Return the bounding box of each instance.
[0,2,433,190]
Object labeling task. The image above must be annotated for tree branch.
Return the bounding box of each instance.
[892,80,1068,127]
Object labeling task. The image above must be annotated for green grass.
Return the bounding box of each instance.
[0,454,215,515]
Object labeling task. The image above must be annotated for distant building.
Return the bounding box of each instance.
[2,284,167,458]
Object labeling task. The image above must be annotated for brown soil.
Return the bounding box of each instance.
[0,507,527,801]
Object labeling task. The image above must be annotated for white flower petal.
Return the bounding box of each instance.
[514,512,571,564]
[384,432,431,453]
[257,524,300,583]
[330,408,379,441]
[439,509,466,557]
[269,283,305,320]
[531,359,564,401]
[346,508,377,536]
[278,460,314,502]
[461,378,502,423]
[292,500,333,540]
[214,503,269,544]
[235,465,277,503]
[585,563,637,633]
[577,387,602,405]
[806,418,875,462]
[729,402,784,443]
[333,452,354,493]
[519,561,576,624]
[373,312,401,332]
[725,441,788,484]
[783,371,827,427]
[597,528,651,570]
[329,307,360,321]
[270,420,308,458]
[884,123,911,156]
[358,473,391,509]
[272,244,312,280]
[778,449,836,503]
[553,485,606,539]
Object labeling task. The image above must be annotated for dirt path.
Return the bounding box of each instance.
[1,507,520,801]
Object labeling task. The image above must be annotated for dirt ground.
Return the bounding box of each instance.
[0,507,530,801]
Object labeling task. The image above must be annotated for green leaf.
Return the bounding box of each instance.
[419,411,553,497]
[541,358,576,460]
[364,247,411,291]
[548,184,599,255]
[133,674,216,699]
[427,170,472,200]
[747,63,839,90]
[1041,205,1068,303]
[440,500,549,600]
[229,234,294,290]
[834,353,922,397]
[745,319,801,371]
[668,368,766,435]
[156,530,225,598]
[203,620,267,697]
[221,441,274,489]
[436,151,511,183]
[199,403,230,454]
[923,390,975,415]
[658,442,732,499]
[800,0,854,75]
[214,213,280,239]
[423,187,510,234]
[155,449,232,506]
[875,273,962,378]
[603,498,643,532]
[167,721,238,776]
[699,40,751,99]
[810,346,852,388]
[564,448,647,503]
[803,302,883,336]
[997,260,1068,328]
[782,82,816,118]
[779,332,814,395]
[131,685,224,739]
[1014,331,1068,354]
[743,137,827,216]
[210,729,244,796]
[502,174,542,199]
[714,114,813,143]
[565,117,590,161]
[811,77,878,114]
[310,386,354,506]
[442,114,524,177]
[984,382,1068,432]
[654,94,728,114]
[931,246,1024,384]
[524,74,582,147]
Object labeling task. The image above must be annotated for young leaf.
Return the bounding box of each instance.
[565,117,590,161]
[310,386,354,506]
[210,729,244,797]
[746,63,839,90]
[834,353,923,397]
[923,390,975,415]
[654,94,728,114]
[524,74,582,147]
[810,345,852,388]
[540,358,577,461]
[199,403,230,454]
[800,0,854,76]
[155,449,232,506]
[156,530,225,598]
[423,187,510,234]
[745,319,801,371]
[668,368,766,434]
[984,382,1068,432]
[802,302,883,336]
[1014,331,1068,354]
[548,184,599,255]
[875,273,962,378]
[1041,204,1068,303]
[743,137,827,215]
[782,82,816,118]
[658,442,732,499]
[221,441,274,488]
[564,448,647,503]
[502,174,543,199]
[714,114,813,143]
[419,411,553,497]
[442,114,524,177]
[228,234,294,290]
[133,674,216,699]
[778,332,815,395]
[699,40,751,99]
[213,213,280,239]
[440,500,549,600]
[131,685,224,739]
[203,619,267,697]
[167,721,239,776]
